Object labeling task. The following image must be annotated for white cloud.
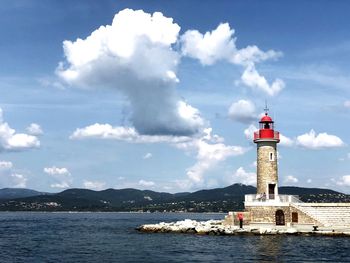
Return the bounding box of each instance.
[231,45,282,66]
[83,180,106,190]
[0,161,27,188]
[0,108,40,151]
[296,129,344,149]
[279,134,294,147]
[344,100,350,108]
[336,175,350,186]
[184,141,246,184]
[231,167,256,185]
[44,166,72,189]
[143,153,152,159]
[180,23,236,65]
[71,124,138,140]
[61,10,179,66]
[181,23,281,66]
[244,126,341,149]
[180,23,284,96]
[244,124,258,141]
[71,125,247,187]
[228,99,257,123]
[177,101,205,132]
[26,123,43,136]
[307,179,312,184]
[241,65,285,96]
[5,134,40,149]
[176,128,247,184]
[138,179,155,187]
[44,166,70,175]
[57,8,204,136]
[284,175,299,184]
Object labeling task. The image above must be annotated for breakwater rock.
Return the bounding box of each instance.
[137,219,235,235]
[137,219,350,236]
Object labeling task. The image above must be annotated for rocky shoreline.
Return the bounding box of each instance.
[137,219,350,236]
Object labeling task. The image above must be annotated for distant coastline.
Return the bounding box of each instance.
[0,184,349,212]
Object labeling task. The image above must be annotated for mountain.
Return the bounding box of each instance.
[0,184,348,212]
[0,188,50,200]
[279,186,339,195]
[183,184,256,201]
[56,188,175,205]
[279,186,348,203]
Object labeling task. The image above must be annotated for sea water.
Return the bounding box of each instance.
[0,212,349,262]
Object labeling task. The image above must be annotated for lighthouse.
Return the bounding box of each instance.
[253,108,280,199]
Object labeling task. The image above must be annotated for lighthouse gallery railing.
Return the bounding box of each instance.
[245,194,301,203]
[253,131,280,141]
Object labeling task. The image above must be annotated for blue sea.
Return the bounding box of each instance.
[0,212,349,262]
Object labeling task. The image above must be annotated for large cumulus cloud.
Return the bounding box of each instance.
[57,9,204,136]
[296,129,344,149]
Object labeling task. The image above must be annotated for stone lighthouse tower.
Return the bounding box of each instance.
[253,108,280,199]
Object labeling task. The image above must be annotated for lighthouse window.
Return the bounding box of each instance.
[269,152,274,161]
[292,212,298,223]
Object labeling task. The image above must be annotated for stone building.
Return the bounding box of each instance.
[225,109,350,229]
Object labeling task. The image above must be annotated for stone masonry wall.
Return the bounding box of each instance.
[257,141,278,194]
[244,205,317,225]
[290,206,317,225]
[223,212,251,226]
[245,206,287,224]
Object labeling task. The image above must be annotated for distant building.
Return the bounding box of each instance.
[225,108,350,229]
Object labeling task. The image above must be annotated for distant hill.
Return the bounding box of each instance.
[279,186,339,195]
[0,184,348,212]
[183,184,256,201]
[278,186,348,203]
[56,188,175,206]
[0,188,50,200]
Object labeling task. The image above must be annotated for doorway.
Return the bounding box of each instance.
[275,210,285,225]
[268,184,276,199]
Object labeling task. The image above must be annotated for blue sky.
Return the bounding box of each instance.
[0,0,350,193]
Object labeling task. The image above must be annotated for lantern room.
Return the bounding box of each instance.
[253,113,280,143]
[259,114,274,130]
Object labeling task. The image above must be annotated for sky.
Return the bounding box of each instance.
[1,0,350,193]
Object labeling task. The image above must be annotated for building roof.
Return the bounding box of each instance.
[260,113,273,123]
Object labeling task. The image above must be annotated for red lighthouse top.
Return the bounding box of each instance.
[260,114,273,123]
[253,111,280,143]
